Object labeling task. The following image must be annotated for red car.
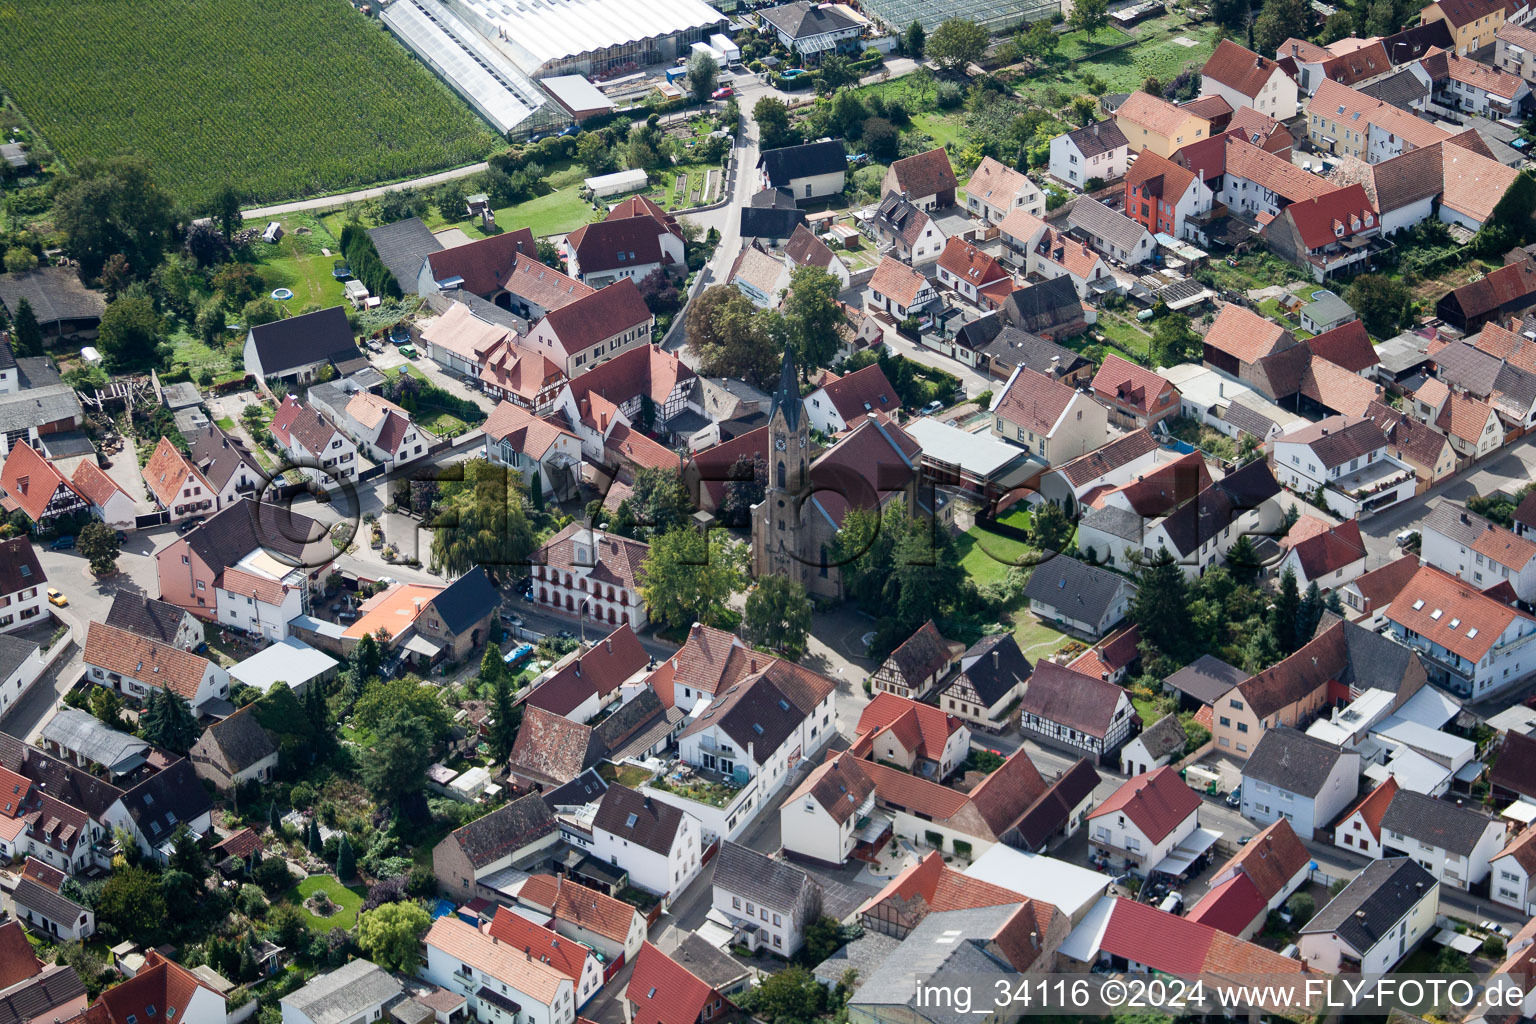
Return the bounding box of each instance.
[711,86,734,100]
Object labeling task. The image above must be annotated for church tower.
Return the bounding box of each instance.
[751,348,812,583]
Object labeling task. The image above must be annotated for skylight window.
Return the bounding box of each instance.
[1412,599,1425,610]
[1449,618,1461,629]
[625,813,638,827]
[752,723,764,735]
[1431,609,1443,620]
[1468,627,1479,638]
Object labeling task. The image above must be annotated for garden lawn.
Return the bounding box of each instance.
[956,522,1033,588]
[1010,614,1070,658]
[1014,19,1219,106]
[168,330,237,380]
[0,0,499,206]
[285,874,366,931]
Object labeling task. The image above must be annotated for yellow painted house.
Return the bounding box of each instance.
[1421,0,1506,54]
[1114,91,1214,158]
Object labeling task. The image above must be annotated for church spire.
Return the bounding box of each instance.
[768,346,803,432]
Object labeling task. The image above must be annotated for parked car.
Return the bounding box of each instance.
[47,588,67,607]
[711,86,735,99]
[49,535,75,550]
[922,400,943,415]
[398,344,418,358]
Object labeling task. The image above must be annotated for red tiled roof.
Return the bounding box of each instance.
[218,566,288,607]
[484,401,577,460]
[1346,553,1421,615]
[815,363,900,421]
[1225,138,1338,204]
[506,254,595,311]
[859,850,1022,916]
[807,415,919,527]
[92,951,216,1024]
[857,692,964,762]
[567,215,674,275]
[1087,765,1200,843]
[606,421,678,472]
[83,621,212,701]
[995,366,1078,436]
[1126,149,1198,202]
[536,521,649,592]
[542,278,652,353]
[1281,184,1378,251]
[1202,39,1286,97]
[524,624,648,716]
[0,920,40,991]
[937,237,1010,289]
[691,426,769,508]
[1435,390,1499,443]
[1339,776,1398,841]
[888,147,959,198]
[1186,871,1267,935]
[1,441,78,523]
[1386,564,1534,662]
[608,195,683,240]
[424,228,536,295]
[487,907,594,982]
[869,256,930,307]
[1118,90,1205,138]
[1101,897,1309,977]
[518,874,639,945]
[566,343,696,410]
[1205,303,1292,365]
[1306,320,1379,373]
[1210,817,1311,901]
[1282,517,1366,579]
[70,459,130,508]
[1091,354,1177,418]
[627,942,721,1024]
[1441,143,1521,225]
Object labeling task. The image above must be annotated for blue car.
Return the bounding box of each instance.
[559,125,581,137]
[49,535,75,551]
[503,643,534,666]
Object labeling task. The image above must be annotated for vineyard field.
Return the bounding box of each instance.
[0,0,502,206]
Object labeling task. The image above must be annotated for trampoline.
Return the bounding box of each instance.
[270,288,294,301]
[332,260,351,279]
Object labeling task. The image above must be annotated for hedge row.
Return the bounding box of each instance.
[338,224,402,301]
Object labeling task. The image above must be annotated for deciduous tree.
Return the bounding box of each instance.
[687,285,778,382]
[1343,274,1412,337]
[1069,0,1109,37]
[688,51,719,103]
[79,520,120,576]
[1253,0,1310,58]
[743,574,813,657]
[358,902,432,973]
[781,265,843,375]
[754,97,798,150]
[926,18,990,71]
[639,527,746,631]
[98,294,165,371]
[51,156,175,281]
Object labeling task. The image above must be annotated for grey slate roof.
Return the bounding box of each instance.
[1301,858,1437,954]
[714,840,817,914]
[1164,654,1249,704]
[187,422,265,492]
[954,633,1034,707]
[367,217,443,295]
[1135,714,1188,761]
[1359,68,1431,110]
[1434,341,1503,397]
[1079,503,1144,542]
[0,267,106,326]
[119,759,214,845]
[541,767,609,810]
[812,931,902,991]
[194,707,277,774]
[1380,789,1496,855]
[1069,197,1149,254]
[758,140,847,188]
[449,791,557,868]
[0,385,81,434]
[247,306,362,378]
[12,876,88,927]
[593,784,685,856]
[1222,397,1282,439]
[1001,276,1082,333]
[1022,555,1136,626]
[1064,120,1129,159]
[850,906,1020,1024]
[759,0,860,39]
[282,959,404,1024]
[40,707,149,772]
[1242,726,1349,798]
[0,964,86,1024]
[15,357,60,389]
[429,565,499,637]
[0,632,39,686]
[669,933,751,992]
[106,593,195,647]
[979,326,1090,378]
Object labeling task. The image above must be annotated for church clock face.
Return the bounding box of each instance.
[775,433,787,451]
[799,435,808,448]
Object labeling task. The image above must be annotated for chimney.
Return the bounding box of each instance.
[1255,56,1263,67]
[644,793,652,809]
[605,638,612,654]
[992,650,999,671]
[1321,427,1329,436]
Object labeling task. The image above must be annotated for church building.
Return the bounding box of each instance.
[750,350,924,600]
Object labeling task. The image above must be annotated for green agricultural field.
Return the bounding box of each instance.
[0,0,501,207]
